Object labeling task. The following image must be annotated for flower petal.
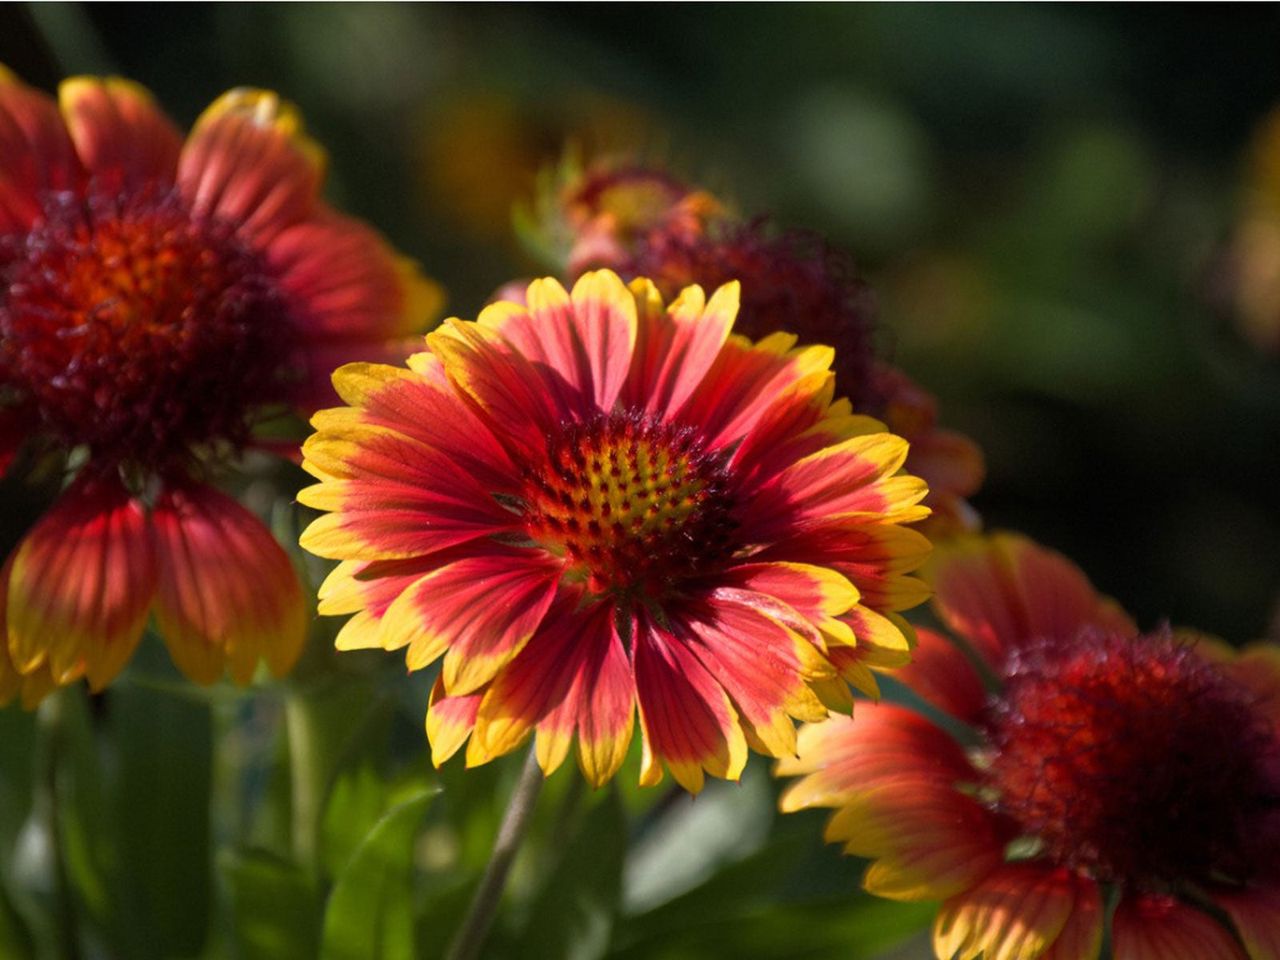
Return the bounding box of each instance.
[929,532,1135,667]
[177,88,324,244]
[633,617,747,792]
[472,591,632,782]
[426,317,572,459]
[376,548,560,694]
[58,76,181,191]
[777,706,973,808]
[933,864,1077,960]
[759,522,933,612]
[7,474,155,689]
[480,271,637,413]
[1038,874,1103,960]
[152,482,306,684]
[821,774,1005,901]
[0,557,64,709]
[621,278,736,417]
[743,434,928,543]
[426,675,483,766]
[674,597,831,757]
[0,67,81,230]
[1112,894,1246,960]
[269,209,440,340]
[892,626,987,724]
[327,356,515,490]
[676,329,836,452]
[1215,887,1280,960]
[299,421,516,561]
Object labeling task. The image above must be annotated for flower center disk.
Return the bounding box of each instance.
[523,411,738,598]
[982,629,1280,887]
[0,190,294,471]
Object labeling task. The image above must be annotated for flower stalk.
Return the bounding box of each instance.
[445,745,544,960]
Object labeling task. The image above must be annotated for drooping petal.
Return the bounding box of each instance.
[929,532,1135,667]
[7,474,156,689]
[1215,887,1280,960]
[633,618,747,793]
[151,482,306,684]
[777,707,973,809]
[0,67,82,230]
[177,88,324,245]
[264,208,442,412]
[58,76,182,192]
[376,547,560,694]
[932,864,1077,960]
[892,626,987,724]
[1112,894,1246,960]
[908,425,986,501]
[621,279,736,416]
[1038,875,1103,960]
[823,775,1006,901]
[0,557,65,709]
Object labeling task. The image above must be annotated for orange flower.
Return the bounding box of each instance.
[300,271,931,790]
[779,531,1280,960]
[0,67,441,701]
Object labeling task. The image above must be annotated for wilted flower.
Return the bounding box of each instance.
[779,532,1280,960]
[300,270,930,790]
[0,67,441,701]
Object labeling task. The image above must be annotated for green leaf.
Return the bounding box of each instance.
[0,874,35,960]
[111,680,213,958]
[46,689,115,937]
[320,789,436,960]
[220,849,319,960]
[0,707,37,864]
[320,763,391,882]
[515,787,627,960]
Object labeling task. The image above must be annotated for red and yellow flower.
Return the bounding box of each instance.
[300,269,931,790]
[0,66,441,703]
[779,531,1280,960]
[518,154,984,536]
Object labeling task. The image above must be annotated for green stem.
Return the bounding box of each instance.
[37,690,82,960]
[283,688,325,872]
[445,745,544,960]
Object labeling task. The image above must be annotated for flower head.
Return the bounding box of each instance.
[300,270,930,790]
[515,151,722,281]
[779,531,1280,960]
[0,67,440,702]
[519,154,984,534]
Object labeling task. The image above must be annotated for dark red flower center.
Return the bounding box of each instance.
[522,410,739,599]
[983,628,1280,888]
[0,189,295,473]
